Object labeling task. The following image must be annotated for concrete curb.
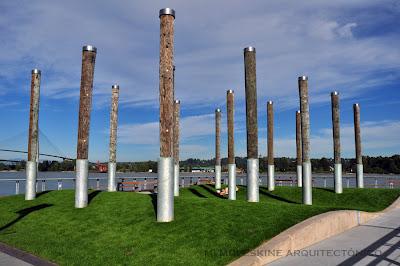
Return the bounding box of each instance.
[228,196,400,266]
[0,242,57,266]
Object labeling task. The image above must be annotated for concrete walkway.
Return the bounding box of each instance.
[0,251,32,266]
[270,208,400,265]
[0,242,55,266]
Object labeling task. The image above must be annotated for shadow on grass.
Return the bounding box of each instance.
[36,191,51,198]
[0,204,53,232]
[88,190,102,204]
[201,184,226,199]
[148,193,157,216]
[259,188,299,204]
[189,188,207,198]
[316,188,335,193]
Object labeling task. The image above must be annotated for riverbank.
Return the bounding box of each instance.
[0,186,399,265]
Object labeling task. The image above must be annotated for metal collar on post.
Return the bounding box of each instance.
[82,45,97,53]
[159,8,175,18]
[32,69,41,75]
[244,46,256,52]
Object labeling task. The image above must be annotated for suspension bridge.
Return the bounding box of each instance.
[0,129,72,163]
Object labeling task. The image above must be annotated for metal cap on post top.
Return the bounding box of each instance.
[82,45,97,53]
[174,99,180,104]
[112,84,119,90]
[216,108,221,113]
[296,110,300,114]
[244,46,256,52]
[31,69,41,75]
[331,91,339,96]
[354,103,359,107]
[267,100,273,105]
[159,8,175,18]
[298,75,308,81]
[227,89,234,94]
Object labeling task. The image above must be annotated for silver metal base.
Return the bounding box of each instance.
[302,162,312,205]
[157,157,174,222]
[247,159,259,202]
[25,161,37,200]
[297,165,302,187]
[108,162,117,192]
[228,163,236,200]
[75,159,88,208]
[357,164,364,188]
[174,163,179,197]
[334,163,343,194]
[215,165,221,190]
[268,165,275,191]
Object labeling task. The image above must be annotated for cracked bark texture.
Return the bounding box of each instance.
[331,92,341,164]
[353,104,362,164]
[109,86,119,163]
[173,101,180,163]
[299,78,311,163]
[296,111,302,166]
[227,91,235,164]
[215,109,221,166]
[267,102,274,165]
[28,71,41,162]
[159,14,174,157]
[244,50,258,159]
[77,50,96,159]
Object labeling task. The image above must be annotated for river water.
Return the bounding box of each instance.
[0,171,399,196]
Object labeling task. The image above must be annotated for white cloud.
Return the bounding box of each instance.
[272,120,400,158]
[0,0,398,111]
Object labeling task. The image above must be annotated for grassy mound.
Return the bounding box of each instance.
[0,186,399,265]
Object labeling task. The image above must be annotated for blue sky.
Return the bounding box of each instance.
[0,0,399,162]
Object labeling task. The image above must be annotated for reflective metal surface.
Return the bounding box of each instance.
[75,159,88,208]
[228,163,236,200]
[157,157,174,222]
[357,164,364,188]
[334,163,343,194]
[303,162,312,205]
[174,163,179,197]
[215,165,221,190]
[247,159,259,202]
[297,165,302,187]
[268,164,275,191]
[25,161,37,200]
[108,162,117,192]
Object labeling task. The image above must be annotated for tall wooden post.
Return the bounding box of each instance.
[296,110,302,187]
[26,69,41,200]
[244,46,259,202]
[227,90,236,200]
[75,45,97,208]
[215,108,222,190]
[267,101,275,191]
[108,85,119,192]
[157,8,175,222]
[331,91,342,193]
[353,103,364,188]
[173,99,180,196]
[298,76,312,205]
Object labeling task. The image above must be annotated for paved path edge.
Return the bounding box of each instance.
[228,196,400,266]
[0,242,57,266]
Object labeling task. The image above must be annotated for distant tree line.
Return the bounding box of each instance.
[1,155,399,174]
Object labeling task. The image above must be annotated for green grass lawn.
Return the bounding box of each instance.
[0,186,399,265]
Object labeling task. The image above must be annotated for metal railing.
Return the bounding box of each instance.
[0,175,399,196]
